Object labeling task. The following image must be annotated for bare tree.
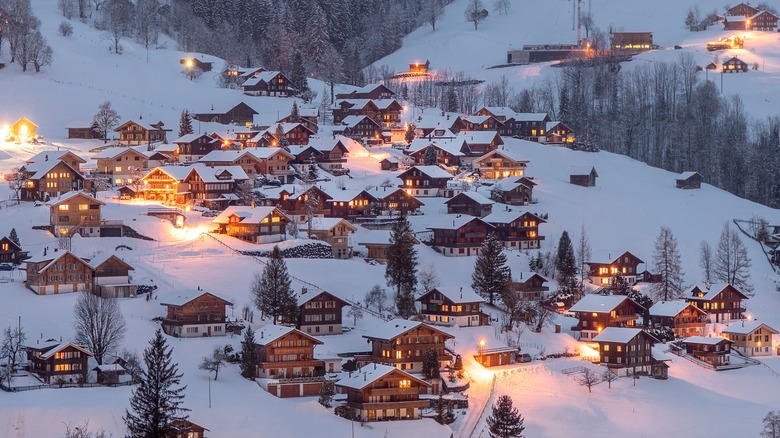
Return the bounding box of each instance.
[762,411,780,438]
[699,241,713,284]
[119,349,142,382]
[7,167,25,203]
[465,0,486,30]
[92,101,120,143]
[529,299,555,333]
[493,0,510,15]
[63,421,112,438]
[602,370,618,389]
[73,290,127,365]
[425,0,443,31]
[576,224,591,287]
[580,12,594,38]
[199,346,226,381]
[134,0,159,49]
[364,285,388,313]
[58,0,77,19]
[100,0,133,54]
[714,223,753,294]
[577,368,600,393]
[652,226,685,301]
[346,305,364,326]
[29,31,52,72]
[418,264,440,292]
[1,326,26,374]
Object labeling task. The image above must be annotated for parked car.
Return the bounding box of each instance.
[0,263,14,271]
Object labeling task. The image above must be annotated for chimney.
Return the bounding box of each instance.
[301,287,308,295]
[364,373,367,381]
[373,363,376,370]
[520,272,523,279]
[460,287,463,299]
[260,331,264,339]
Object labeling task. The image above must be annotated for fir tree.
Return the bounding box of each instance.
[424,145,438,165]
[422,348,440,379]
[8,228,20,248]
[124,329,189,438]
[178,109,194,138]
[290,102,300,123]
[405,123,416,144]
[555,231,577,293]
[434,394,454,425]
[445,86,459,113]
[239,326,257,379]
[274,124,289,147]
[289,50,309,96]
[318,380,335,408]
[472,233,511,305]
[652,226,685,301]
[251,246,297,324]
[487,395,525,438]
[385,216,418,318]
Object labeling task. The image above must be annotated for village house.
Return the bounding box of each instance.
[679,336,733,368]
[93,362,129,385]
[89,253,136,298]
[407,138,467,167]
[750,10,779,31]
[19,157,85,202]
[722,56,748,73]
[570,166,598,187]
[297,289,350,335]
[676,171,703,189]
[361,319,454,371]
[26,341,93,384]
[253,324,326,380]
[138,165,192,204]
[456,131,504,159]
[648,300,708,338]
[610,32,653,51]
[0,235,25,265]
[115,120,170,145]
[171,420,209,438]
[47,191,106,237]
[686,283,748,324]
[334,115,383,142]
[66,123,100,139]
[472,147,528,180]
[511,272,549,301]
[364,187,425,216]
[483,210,545,250]
[193,102,258,126]
[727,2,759,17]
[160,290,232,338]
[259,185,332,221]
[326,190,378,218]
[398,165,453,197]
[445,192,494,217]
[490,176,536,205]
[332,99,403,128]
[199,148,295,183]
[380,156,400,171]
[510,113,551,140]
[211,206,289,244]
[150,143,181,163]
[287,138,350,175]
[209,130,240,150]
[173,133,221,162]
[241,71,291,96]
[460,115,504,132]
[428,215,495,256]
[180,57,213,72]
[8,117,38,140]
[545,121,575,143]
[587,251,644,286]
[182,164,249,209]
[358,230,420,264]
[416,287,487,327]
[304,217,356,259]
[336,84,396,100]
[90,145,168,186]
[723,321,778,357]
[278,107,319,133]
[249,123,314,147]
[25,249,94,295]
[593,328,667,378]
[335,364,431,422]
[233,127,261,147]
[723,15,748,30]
[26,150,86,171]
[569,294,645,341]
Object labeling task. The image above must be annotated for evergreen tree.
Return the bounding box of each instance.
[318,380,335,407]
[424,146,438,165]
[251,246,297,324]
[290,102,300,123]
[124,329,189,438]
[435,394,446,425]
[178,109,193,138]
[274,124,289,147]
[445,86,459,113]
[288,50,309,96]
[486,395,525,438]
[555,231,577,293]
[239,326,257,379]
[472,233,511,305]
[422,348,440,378]
[405,123,416,144]
[385,216,418,318]
[651,226,685,301]
[8,228,20,248]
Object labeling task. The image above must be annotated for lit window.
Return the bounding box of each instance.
[399,379,411,389]
[58,204,69,211]
[79,204,88,211]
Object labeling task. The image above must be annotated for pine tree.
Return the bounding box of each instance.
[8,228,20,248]
[318,380,335,407]
[251,246,297,324]
[652,226,685,301]
[124,329,189,438]
[472,233,511,305]
[422,349,440,378]
[288,50,309,96]
[385,216,418,318]
[435,394,447,425]
[487,395,525,438]
[424,146,438,165]
[290,102,300,123]
[445,86,459,113]
[405,123,416,144]
[239,326,257,379]
[555,231,577,293]
[178,109,194,137]
[274,124,289,147]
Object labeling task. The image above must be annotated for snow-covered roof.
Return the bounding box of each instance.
[295,290,350,307]
[682,336,731,345]
[173,133,217,144]
[725,15,747,22]
[153,143,180,153]
[29,342,93,359]
[159,290,232,307]
[339,115,378,129]
[407,165,453,179]
[26,150,84,165]
[569,294,634,313]
[592,327,643,344]
[513,271,547,283]
[446,191,494,206]
[335,364,428,391]
[212,206,285,225]
[474,146,528,164]
[255,324,322,346]
[687,283,737,301]
[93,363,126,372]
[363,318,451,341]
[26,250,92,274]
[424,287,484,304]
[570,165,597,176]
[456,130,501,145]
[199,149,248,163]
[242,71,285,86]
[427,214,490,231]
[45,191,105,207]
[87,252,133,271]
[677,171,701,180]
[649,300,698,318]
[479,106,517,119]
[305,217,356,232]
[513,112,549,122]
[482,210,535,224]
[463,115,495,125]
[190,164,249,183]
[357,230,392,246]
[326,189,371,203]
[90,145,158,160]
[22,158,83,180]
[722,321,779,335]
[407,138,466,156]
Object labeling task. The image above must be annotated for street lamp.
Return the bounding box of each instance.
[479,339,486,367]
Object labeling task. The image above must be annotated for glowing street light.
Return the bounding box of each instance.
[479,339,486,367]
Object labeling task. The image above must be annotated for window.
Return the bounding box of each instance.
[603,344,610,352]
[79,204,88,211]
[58,204,69,211]
[399,379,411,389]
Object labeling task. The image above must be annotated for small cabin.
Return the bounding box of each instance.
[722,56,748,73]
[676,171,703,189]
[408,60,430,74]
[180,57,213,72]
[380,156,400,171]
[570,166,598,187]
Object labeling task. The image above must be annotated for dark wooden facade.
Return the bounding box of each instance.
[649,302,707,338]
[429,217,495,257]
[511,272,549,301]
[326,190,378,218]
[0,236,24,264]
[751,10,778,30]
[485,211,545,250]
[21,160,85,202]
[416,288,486,327]
[587,251,644,285]
[160,291,232,338]
[338,115,383,140]
[25,250,94,295]
[445,192,493,217]
[687,284,748,323]
[594,328,659,376]
[242,71,291,96]
[363,321,454,371]
[48,192,104,237]
[722,56,748,73]
[366,188,425,216]
[335,84,396,100]
[336,365,431,422]
[194,102,258,125]
[398,166,453,197]
[115,120,170,145]
[212,206,289,244]
[676,172,703,189]
[174,134,220,161]
[681,337,733,367]
[254,327,324,378]
[611,32,653,51]
[297,290,350,335]
[26,342,93,384]
[570,167,598,187]
[727,3,759,17]
[570,295,645,341]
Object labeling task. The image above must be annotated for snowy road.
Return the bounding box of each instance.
[455,356,496,438]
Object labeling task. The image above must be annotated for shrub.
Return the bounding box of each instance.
[59,21,73,37]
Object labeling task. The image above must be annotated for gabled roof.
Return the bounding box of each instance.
[90,145,161,160]
[22,158,84,181]
[26,250,93,274]
[400,165,453,179]
[173,133,219,144]
[445,191,494,206]
[336,363,430,391]
[195,101,259,116]
[305,137,350,154]
[142,165,193,182]
[0,236,22,252]
[752,10,779,19]
[262,123,315,139]
[687,283,749,301]
[677,171,702,180]
[26,150,86,165]
[456,130,502,146]
[587,250,643,265]
[363,318,454,341]
[477,106,518,119]
[159,290,232,308]
[593,327,644,344]
[649,300,705,318]
[722,321,778,336]
[187,164,249,183]
[570,166,598,177]
[326,189,377,203]
[242,71,288,87]
[426,214,495,231]
[296,289,351,307]
[255,324,323,346]
[31,342,94,359]
[114,120,168,132]
[462,115,499,125]
[357,229,420,246]
[483,210,544,225]
[339,115,381,129]
[407,138,467,156]
[513,112,550,122]
[12,117,38,129]
[682,336,732,345]
[87,253,134,271]
[513,271,548,284]
[569,294,644,313]
[212,206,286,225]
[364,187,423,204]
[724,15,747,22]
[46,191,105,207]
[417,287,484,304]
[305,217,357,233]
[473,147,528,164]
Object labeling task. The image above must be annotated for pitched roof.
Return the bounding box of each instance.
[335,363,429,391]
[405,165,453,179]
[212,206,286,225]
[592,327,643,344]
[188,163,249,183]
[242,71,287,86]
[455,130,502,145]
[173,133,219,144]
[296,290,350,307]
[687,283,748,301]
[326,189,375,203]
[569,294,640,313]
[445,191,494,206]
[255,324,323,346]
[26,250,93,274]
[418,287,484,304]
[682,336,732,345]
[677,171,702,180]
[35,342,94,359]
[426,214,494,231]
[357,230,392,245]
[46,191,105,207]
[474,147,528,164]
[22,158,83,181]
[570,166,598,176]
[407,138,466,156]
[587,250,643,265]
[159,290,232,308]
[483,210,543,225]
[478,106,518,119]
[26,150,85,165]
[87,253,134,271]
[90,145,159,160]
[339,115,380,129]
[305,217,357,232]
[363,318,454,341]
[649,300,703,318]
[513,112,549,122]
[722,321,779,335]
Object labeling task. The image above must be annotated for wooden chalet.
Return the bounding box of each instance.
[326,190,378,218]
[297,289,350,335]
[173,133,221,162]
[305,217,356,259]
[0,236,24,265]
[398,165,453,197]
[649,301,708,338]
[610,32,653,51]
[380,156,399,171]
[545,121,575,144]
[587,251,644,285]
[91,145,168,186]
[93,362,129,384]
[476,346,527,368]
[445,192,494,217]
[171,420,209,438]
[138,165,192,204]
[199,148,295,183]
[511,272,549,301]
[364,187,424,216]
[457,131,504,158]
[472,147,528,180]
[193,102,258,126]
[593,328,667,378]
[361,319,454,371]
[460,115,503,132]
[687,283,748,323]
[570,166,598,187]
[115,120,170,145]
[416,287,487,327]
[723,56,748,73]
[332,99,403,128]
[26,341,93,384]
[25,150,86,171]
[211,206,289,244]
[160,290,232,338]
[335,115,383,141]
[89,253,136,298]
[358,230,420,264]
[483,210,545,250]
[250,123,314,147]
[723,321,778,357]
[66,123,99,139]
[723,15,748,30]
[259,185,332,222]
[727,2,759,17]
[287,138,350,174]
[25,249,94,295]
[408,60,430,74]
[183,164,249,208]
[254,325,325,379]
[490,176,536,205]
[336,84,396,100]
[751,10,779,31]
[242,71,291,96]
[180,57,213,72]
[569,294,645,341]
[427,215,495,257]
[474,108,551,140]
[277,107,319,133]
[9,117,38,140]
[19,158,85,202]
[680,336,733,367]
[407,139,466,167]
[47,191,105,237]
[335,364,431,421]
[676,171,703,189]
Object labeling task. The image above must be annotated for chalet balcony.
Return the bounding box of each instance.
[258,359,323,369]
[347,400,430,411]
[162,317,226,326]
[270,169,295,176]
[673,322,707,329]
[365,387,421,397]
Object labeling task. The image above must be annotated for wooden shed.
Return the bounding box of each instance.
[722,56,748,73]
[676,171,703,189]
[569,166,598,187]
